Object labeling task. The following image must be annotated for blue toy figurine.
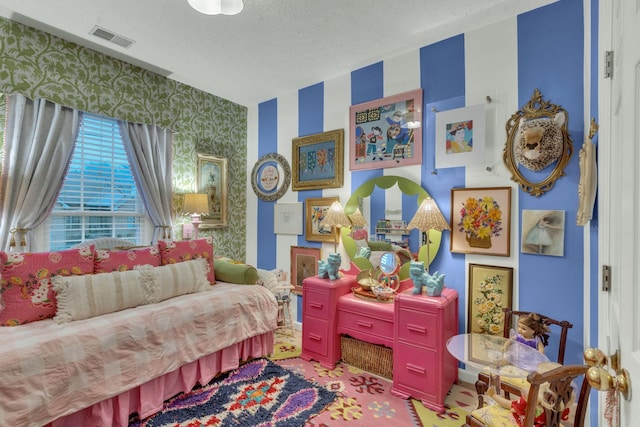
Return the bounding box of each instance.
[318,253,342,280]
[409,260,446,296]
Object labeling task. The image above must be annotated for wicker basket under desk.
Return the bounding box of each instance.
[340,335,393,379]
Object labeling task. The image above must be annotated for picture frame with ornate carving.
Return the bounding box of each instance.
[292,129,344,191]
[196,153,228,228]
[305,196,339,242]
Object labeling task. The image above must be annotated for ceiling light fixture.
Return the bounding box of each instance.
[187,0,244,15]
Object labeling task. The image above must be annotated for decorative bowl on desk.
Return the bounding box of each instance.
[371,285,395,302]
[356,269,378,291]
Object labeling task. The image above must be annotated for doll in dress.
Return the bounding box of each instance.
[514,312,550,354]
[503,313,550,372]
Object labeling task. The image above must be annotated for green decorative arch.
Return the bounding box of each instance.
[341,175,442,279]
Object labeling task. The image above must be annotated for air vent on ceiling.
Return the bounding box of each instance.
[89,25,134,49]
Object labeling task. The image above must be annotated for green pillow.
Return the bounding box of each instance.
[367,240,393,251]
[214,259,258,284]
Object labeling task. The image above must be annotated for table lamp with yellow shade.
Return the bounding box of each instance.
[183,193,209,239]
[406,196,450,273]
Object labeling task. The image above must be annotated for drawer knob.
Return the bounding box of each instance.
[309,333,322,341]
[356,320,373,329]
[310,302,323,309]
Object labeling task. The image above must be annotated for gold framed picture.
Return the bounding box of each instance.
[196,153,228,228]
[467,264,513,334]
[305,196,339,242]
[292,129,344,191]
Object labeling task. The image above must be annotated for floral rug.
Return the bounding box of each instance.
[128,358,336,427]
[276,357,476,426]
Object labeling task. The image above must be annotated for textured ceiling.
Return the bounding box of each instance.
[0,0,556,106]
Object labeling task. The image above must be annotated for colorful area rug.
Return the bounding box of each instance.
[276,358,476,426]
[272,330,476,426]
[271,329,302,361]
[129,358,336,427]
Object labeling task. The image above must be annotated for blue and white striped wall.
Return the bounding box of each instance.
[247,3,598,421]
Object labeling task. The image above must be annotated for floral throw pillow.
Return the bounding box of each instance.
[94,246,161,273]
[158,237,215,284]
[0,246,95,326]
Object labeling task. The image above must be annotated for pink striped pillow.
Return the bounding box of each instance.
[0,246,95,326]
[94,246,161,273]
[158,237,215,284]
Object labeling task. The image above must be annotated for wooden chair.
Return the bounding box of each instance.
[475,308,573,408]
[464,364,591,427]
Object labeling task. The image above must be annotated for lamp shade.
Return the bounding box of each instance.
[406,197,450,232]
[187,0,243,15]
[183,193,209,214]
[319,201,352,228]
[348,207,368,227]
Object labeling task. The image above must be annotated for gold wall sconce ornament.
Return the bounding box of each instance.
[503,89,573,197]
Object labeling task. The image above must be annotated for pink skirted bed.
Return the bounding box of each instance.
[0,282,278,427]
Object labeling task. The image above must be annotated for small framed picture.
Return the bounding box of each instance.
[450,187,512,257]
[273,202,303,235]
[435,104,486,169]
[521,209,565,256]
[468,264,514,334]
[305,196,339,242]
[291,246,321,294]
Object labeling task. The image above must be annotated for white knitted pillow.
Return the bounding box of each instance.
[52,267,155,323]
[150,258,210,303]
[52,259,209,323]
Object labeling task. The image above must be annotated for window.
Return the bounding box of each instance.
[49,113,149,250]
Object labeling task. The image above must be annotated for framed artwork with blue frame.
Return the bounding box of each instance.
[349,89,423,171]
[292,129,344,191]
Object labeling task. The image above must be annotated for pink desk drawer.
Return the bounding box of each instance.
[338,309,394,339]
[304,290,331,318]
[394,342,436,395]
[396,308,437,348]
[303,318,329,357]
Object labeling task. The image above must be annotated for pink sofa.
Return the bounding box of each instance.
[0,239,278,427]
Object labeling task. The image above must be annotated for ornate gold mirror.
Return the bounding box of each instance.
[503,89,573,197]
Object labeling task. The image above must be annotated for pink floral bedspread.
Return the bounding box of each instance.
[0,282,278,427]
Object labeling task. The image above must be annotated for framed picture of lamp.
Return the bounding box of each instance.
[349,89,423,171]
[196,153,228,228]
[291,246,321,294]
[450,187,512,256]
[292,129,344,191]
[305,196,339,242]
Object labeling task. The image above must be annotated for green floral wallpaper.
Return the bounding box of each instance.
[0,17,247,259]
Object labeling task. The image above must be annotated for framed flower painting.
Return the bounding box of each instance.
[450,187,512,256]
[468,264,513,334]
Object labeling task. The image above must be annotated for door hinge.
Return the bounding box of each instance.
[602,265,611,292]
[604,51,614,79]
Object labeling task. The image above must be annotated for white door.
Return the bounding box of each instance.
[598,0,639,423]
